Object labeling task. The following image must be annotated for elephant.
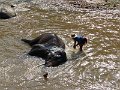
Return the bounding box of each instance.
[21,33,67,67]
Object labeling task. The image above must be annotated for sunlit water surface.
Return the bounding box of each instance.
[0,0,120,90]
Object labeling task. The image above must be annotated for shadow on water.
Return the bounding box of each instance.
[70,50,86,60]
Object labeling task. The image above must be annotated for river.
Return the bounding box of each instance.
[0,0,120,90]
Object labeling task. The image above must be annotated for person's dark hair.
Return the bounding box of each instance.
[71,34,75,38]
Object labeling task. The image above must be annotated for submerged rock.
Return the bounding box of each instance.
[0,4,16,19]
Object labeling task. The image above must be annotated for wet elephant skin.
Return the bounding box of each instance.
[21,33,67,67]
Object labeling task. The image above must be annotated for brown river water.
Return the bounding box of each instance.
[0,0,120,90]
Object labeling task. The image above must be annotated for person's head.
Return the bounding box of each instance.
[71,34,75,38]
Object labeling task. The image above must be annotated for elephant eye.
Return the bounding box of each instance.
[48,57,52,59]
[47,55,53,59]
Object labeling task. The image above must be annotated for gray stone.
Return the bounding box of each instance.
[0,4,16,19]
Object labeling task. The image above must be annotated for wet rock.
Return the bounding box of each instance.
[86,0,105,4]
[0,4,16,19]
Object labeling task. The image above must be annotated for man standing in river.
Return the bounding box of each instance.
[71,34,87,51]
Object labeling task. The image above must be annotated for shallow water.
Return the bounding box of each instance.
[0,0,120,90]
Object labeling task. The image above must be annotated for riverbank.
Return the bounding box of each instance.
[1,0,120,10]
[67,0,120,10]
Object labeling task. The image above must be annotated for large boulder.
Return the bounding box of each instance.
[0,4,16,19]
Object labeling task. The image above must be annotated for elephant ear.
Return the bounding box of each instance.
[28,44,49,58]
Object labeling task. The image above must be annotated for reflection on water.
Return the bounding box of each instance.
[0,0,120,90]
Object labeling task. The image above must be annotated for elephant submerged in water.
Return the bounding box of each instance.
[21,33,67,67]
